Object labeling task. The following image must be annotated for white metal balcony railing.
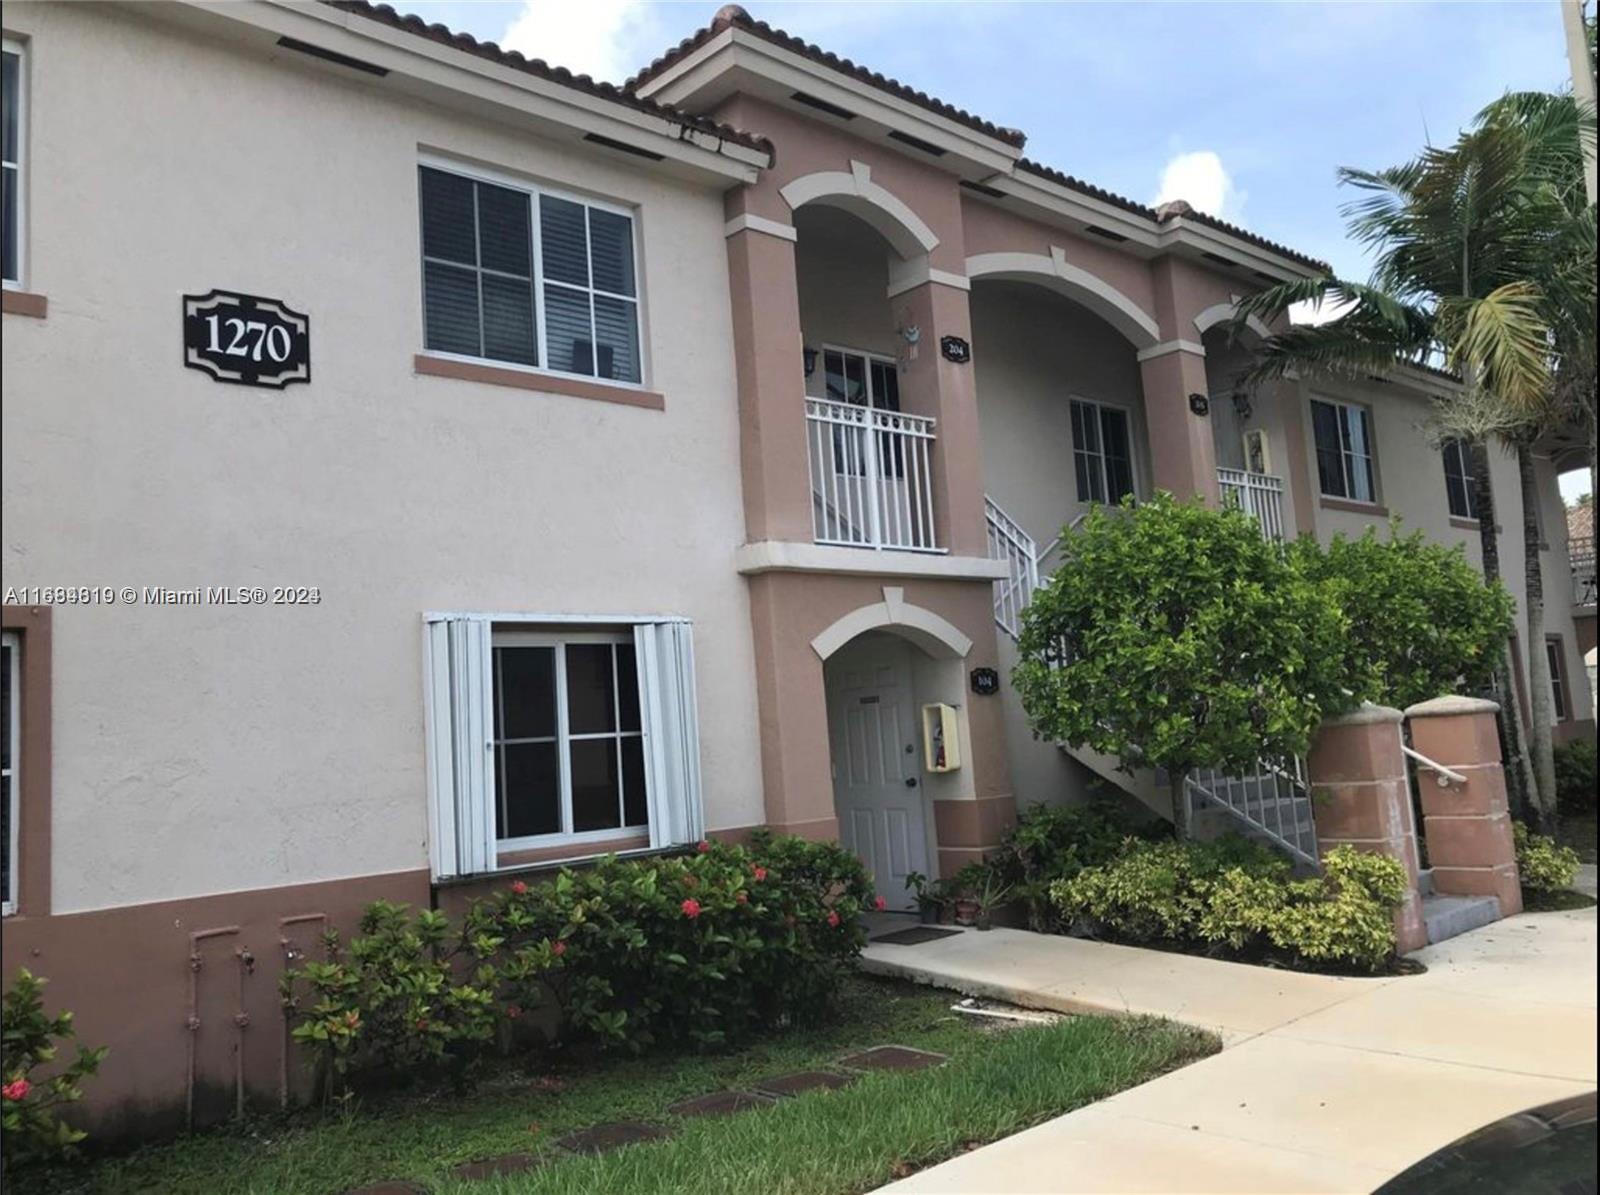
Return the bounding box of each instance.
[985,496,1040,640]
[1217,468,1287,540]
[806,397,940,553]
[1572,547,1596,608]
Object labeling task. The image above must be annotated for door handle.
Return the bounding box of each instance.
[904,777,918,788]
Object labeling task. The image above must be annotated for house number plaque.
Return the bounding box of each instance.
[940,335,971,364]
[969,667,1000,696]
[183,289,311,389]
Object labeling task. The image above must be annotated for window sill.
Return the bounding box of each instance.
[495,831,651,871]
[1450,516,1480,531]
[413,353,664,410]
[1319,495,1389,517]
[2,290,48,319]
[434,835,670,887]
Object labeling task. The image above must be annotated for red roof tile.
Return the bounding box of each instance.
[322,1,773,158]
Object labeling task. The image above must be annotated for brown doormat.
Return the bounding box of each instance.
[871,926,961,945]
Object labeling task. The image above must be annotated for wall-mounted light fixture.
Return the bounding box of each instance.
[1230,389,1253,422]
[803,346,819,376]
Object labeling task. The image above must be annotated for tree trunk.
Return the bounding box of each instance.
[1517,443,1559,832]
[1169,769,1190,840]
[1468,439,1536,821]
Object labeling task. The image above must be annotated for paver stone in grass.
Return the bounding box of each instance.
[343,1183,430,1195]
[666,1089,776,1118]
[837,1045,949,1072]
[555,1120,671,1155]
[752,1070,856,1098]
[449,1153,541,1182]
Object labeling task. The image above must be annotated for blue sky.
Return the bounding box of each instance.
[403,1,1588,495]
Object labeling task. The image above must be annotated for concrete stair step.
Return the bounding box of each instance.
[1423,893,1501,945]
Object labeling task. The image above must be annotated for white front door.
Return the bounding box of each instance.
[826,635,929,911]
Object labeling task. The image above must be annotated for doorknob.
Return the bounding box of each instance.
[904,777,918,788]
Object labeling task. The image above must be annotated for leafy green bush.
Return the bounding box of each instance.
[1514,821,1580,893]
[1015,495,1352,831]
[1051,839,1407,972]
[1553,738,1597,815]
[468,835,875,1052]
[280,901,499,1098]
[2,969,108,1168]
[1290,524,1515,709]
[968,801,1163,931]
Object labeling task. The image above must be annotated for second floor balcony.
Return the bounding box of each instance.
[805,396,941,553]
[1573,546,1596,609]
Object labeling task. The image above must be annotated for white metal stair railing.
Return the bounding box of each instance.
[1185,757,1319,867]
[1217,468,1287,541]
[984,495,1039,640]
[806,397,940,552]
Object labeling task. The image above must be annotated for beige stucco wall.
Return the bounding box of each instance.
[1289,377,1594,733]
[0,3,764,913]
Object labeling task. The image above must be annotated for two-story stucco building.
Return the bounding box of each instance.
[2,1,1592,1131]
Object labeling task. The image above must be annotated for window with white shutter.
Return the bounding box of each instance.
[418,162,643,385]
[423,615,703,879]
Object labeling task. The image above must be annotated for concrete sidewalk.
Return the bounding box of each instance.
[865,908,1597,1193]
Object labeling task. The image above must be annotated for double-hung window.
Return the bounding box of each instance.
[424,615,702,878]
[1545,637,1571,721]
[2,631,17,915]
[1069,399,1135,505]
[419,164,642,384]
[1310,398,1376,503]
[1442,439,1481,521]
[3,39,24,287]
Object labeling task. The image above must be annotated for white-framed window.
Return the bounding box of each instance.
[1442,439,1481,521]
[423,614,702,878]
[2,630,18,916]
[1069,398,1136,505]
[1545,637,1571,722]
[2,38,25,288]
[418,161,642,385]
[820,345,902,476]
[1310,398,1376,503]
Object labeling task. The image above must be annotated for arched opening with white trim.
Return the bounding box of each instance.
[965,250,1160,351]
[812,591,974,907]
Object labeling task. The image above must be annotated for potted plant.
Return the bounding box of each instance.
[973,875,1013,932]
[904,872,943,925]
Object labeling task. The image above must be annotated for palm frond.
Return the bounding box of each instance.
[1436,282,1553,414]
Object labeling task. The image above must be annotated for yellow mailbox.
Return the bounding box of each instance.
[921,703,961,773]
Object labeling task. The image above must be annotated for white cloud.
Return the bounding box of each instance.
[1153,150,1246,224]
[499,0,664,85]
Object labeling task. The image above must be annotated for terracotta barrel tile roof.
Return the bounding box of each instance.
[322,0,774,157]
[626,4,1028,150]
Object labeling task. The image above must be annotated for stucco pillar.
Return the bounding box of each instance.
[724,222,814,544]
[891,279,989,557]
[1405,696,1523,916]
[1305,703,1427,953]
[1137,345,1220,504]
[745,573,839,841]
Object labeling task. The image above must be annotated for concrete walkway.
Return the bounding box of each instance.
[865,908,1597,1193]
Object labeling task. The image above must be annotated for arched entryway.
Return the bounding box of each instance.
[813,592,973,909]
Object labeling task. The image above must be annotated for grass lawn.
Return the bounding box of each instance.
[36,977,1216,1195]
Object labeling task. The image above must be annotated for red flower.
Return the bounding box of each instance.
[415,1017,429,1031]
[735,891,748,904]
[752,866,768,882]
[2,1079,30,1101]
[696,840,712,853]
[510,880,528,896]
[551,940,567,957]
[505,1004,523,1020]
[826,910,841,928]
[681,898,702,919]
[874,895,888,911]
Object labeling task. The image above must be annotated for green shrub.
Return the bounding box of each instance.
[1514,821,1580,893]
[465,834,875,1053]
[1051,839,1406,972]
[1290,523,1514,709]
[1553,738,1597,815]
[280,901,500,1098]
[2,969,108,1169]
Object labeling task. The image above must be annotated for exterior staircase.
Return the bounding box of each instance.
[1418,868,1501,945]
[984,494,1319,869]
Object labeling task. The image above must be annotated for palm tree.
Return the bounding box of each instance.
[1228,93,1596,832]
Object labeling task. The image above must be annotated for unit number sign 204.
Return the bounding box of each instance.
[183,289,311,389]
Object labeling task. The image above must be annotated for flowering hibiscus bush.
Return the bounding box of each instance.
[2,968,108,1169]
[280,900,500,1100]
[464,832,876,1051]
